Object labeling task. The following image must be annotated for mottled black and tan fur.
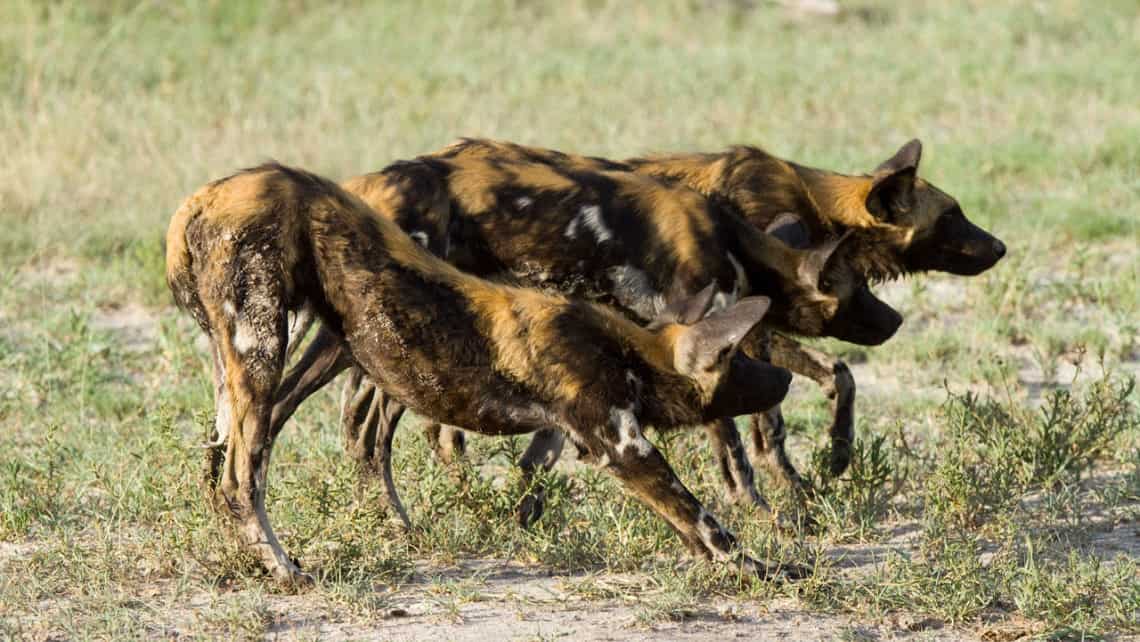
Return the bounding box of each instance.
[166,163,798,585]
[625,139,1006,482]
[276,143,896,527]
[342,138,1006,521]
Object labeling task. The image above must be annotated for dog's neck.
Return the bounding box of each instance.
[788,165,876,230]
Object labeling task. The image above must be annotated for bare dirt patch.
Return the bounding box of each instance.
[90,301,159,353]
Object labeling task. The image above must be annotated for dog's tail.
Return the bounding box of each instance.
[164,193,202,313]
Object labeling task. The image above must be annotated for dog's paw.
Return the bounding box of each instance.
[516,490,546,530]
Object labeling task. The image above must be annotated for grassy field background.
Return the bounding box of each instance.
[1,1,1138,639]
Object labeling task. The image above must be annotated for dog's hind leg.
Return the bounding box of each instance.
[270,324,353,439]
[208,281,310,586]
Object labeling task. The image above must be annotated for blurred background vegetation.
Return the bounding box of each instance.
[2,0,1136,262]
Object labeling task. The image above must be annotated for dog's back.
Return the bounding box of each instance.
[343,140,890,340]
[344,152,742,322]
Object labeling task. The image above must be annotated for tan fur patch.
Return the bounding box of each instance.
[810,173,877,228]
[625,176,714,270]
[341,173,400,219]
[446,160,507,213]
[506,162,578,193]
[164,195,198,289]
[633,152,726,195]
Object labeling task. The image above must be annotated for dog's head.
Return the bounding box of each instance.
[865,140,1006,276]
[767,214,903,346]
[650,286,791,414]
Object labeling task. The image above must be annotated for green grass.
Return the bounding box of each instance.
[1,0,1138,639]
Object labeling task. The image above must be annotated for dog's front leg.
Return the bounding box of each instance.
[586,407,807,580]
[340,366,381,464]
[736,330,809,493]
[371,388,412,529]
[515,428,566,528]
[767,332,856,478]
[745,408,806,491]
[203,342,231,499]
[284,305,317,362]
[701,418,774,515]
[424,423,467,466]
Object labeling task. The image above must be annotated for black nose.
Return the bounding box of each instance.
[992,239,1006,259]
[888,307,903,331]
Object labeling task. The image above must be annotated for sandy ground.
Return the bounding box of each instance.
[0,543,994,640]
[258,567,981,641]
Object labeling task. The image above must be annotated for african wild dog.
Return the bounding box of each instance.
[269,146,901,528]
[417,138,1006,493]
[628,140,1006,278]
[165,163,798,585]
[624,138,1005,481]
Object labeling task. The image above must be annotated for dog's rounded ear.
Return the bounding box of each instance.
[673,296,771,375]
[766,212,811,249]
[698,296,771,349]
[658,282,718,326]
[867,140,922,221]
[798,230,852,287]
[874,139,922,174]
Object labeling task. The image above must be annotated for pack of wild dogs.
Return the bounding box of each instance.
[165,138,1005,585]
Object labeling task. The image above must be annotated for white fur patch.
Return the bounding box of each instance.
[726,252,748,299]
[210,397,231,447]
[695,509,731,560]
[223,300,236,318]
[205,348,230,448]
[709,289,738,314]
[579,204,612,242]
[612,405,652,458]
[605,265,666,321]
[233,322,257,355]
[564,217,580,239]
[624,370,642,394]
[410,231,430,248]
